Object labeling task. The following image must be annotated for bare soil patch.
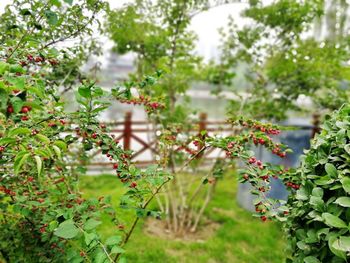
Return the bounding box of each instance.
[144,217,220,242]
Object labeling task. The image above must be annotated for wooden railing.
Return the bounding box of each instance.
[87,112,320,169]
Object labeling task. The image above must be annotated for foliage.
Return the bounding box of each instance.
[283,104,350,262]
[0,0,293,262]
[79,174,286,263]
[208,0,350,120]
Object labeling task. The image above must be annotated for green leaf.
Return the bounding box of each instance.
[10,97,24,113]
[52,145,61,159]
[36,134,51,144]
[78,86,91,98]
[0,61,9,75]
[64,0,73,4]
[14,153,30,175]
[50,0,62,7]
[45,10,58,25]
[325,163,338,178]
[0,138,16,145]
[54,220,79,239]
[94,249,107,263]
[314,176,334,186]
[304,256,321,263]
[341,177,350,194]
[8,128,31,137]
[322,213,347,228]
[329,235,347,260]
[311,187,323,198]
[105,236,122,246]
[334,197,350,207]
[332,236,350,252]
[54,140,67,150]
[84,219,101,231]
[49,221,58,231]
[345,144,350,155]
[34,156,42,176]
[84,232,98,246]
[110,246,125,254]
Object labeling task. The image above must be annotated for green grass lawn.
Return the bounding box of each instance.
[79,174,286,263]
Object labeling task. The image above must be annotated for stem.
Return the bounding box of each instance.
[77,225,112,262]
[114,146,208,261]
[190,180,216,233]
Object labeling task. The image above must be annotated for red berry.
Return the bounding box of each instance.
[48,122,57,127]
[7,105,14,113]
[261,216,267,222]
[248,157,256,164]
[279,152,286,158]
[21,116,29,121]
[256,160,262,166]
[21,106,30,113]
[113,163,119,169]
[0,146,5,152]
[130,182,137,188]
[258,138,265,145]
[227,142,235,149]
[91,133,98,139]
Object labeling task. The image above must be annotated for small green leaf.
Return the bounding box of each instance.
[322,213,347,228]
[34,156,42,176]
[10,96,23,113]
[332,236,350,252]
[84,232,97,246]
[341,177,350,194]
[329,235,347,260]
[314,176,334,186]
[334,197,350,207]
[52,145,61,159]
[54,220,79,239]
[49,221,58,231]
[325,163,338,178]
[36,134,51,144]
[110,246,125,254]
[54,140,67,150]
[14,153,30,175]
[105,236,122,246]
[8,128,31,137]
[64,0,73,5]
[304,256,321,263]
[78,86,91,98]
[45,10,58,25]
[84,219,101,231]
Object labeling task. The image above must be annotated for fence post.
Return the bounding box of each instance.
[124,111,132,150]
[311,113,320,138]
[198,113,207,155]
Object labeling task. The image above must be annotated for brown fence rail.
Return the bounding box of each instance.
[87,112,320,169]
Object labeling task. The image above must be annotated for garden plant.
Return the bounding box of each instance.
[0,0,349,262]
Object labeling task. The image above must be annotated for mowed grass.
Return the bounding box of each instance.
[79,174,286,263]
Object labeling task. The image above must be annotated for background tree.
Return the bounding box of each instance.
[207,0,350,121]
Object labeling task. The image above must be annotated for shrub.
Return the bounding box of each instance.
[284,104,350,262]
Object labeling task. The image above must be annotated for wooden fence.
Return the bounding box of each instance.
[87,112,320,169]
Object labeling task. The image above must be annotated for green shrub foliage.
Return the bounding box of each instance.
[284,104,350,263]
